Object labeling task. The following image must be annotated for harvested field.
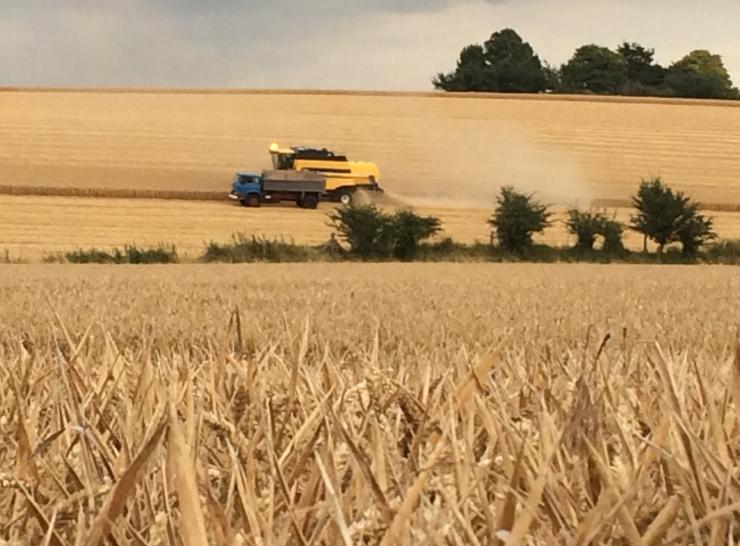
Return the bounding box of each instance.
[0,263,738,544]
[3,89,740,258]
[2,89,740,207]
[4,194,740,261]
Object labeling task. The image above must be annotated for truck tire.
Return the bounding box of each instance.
[337,189,354,206]
[299,193,319,209]
[244,193,261,207]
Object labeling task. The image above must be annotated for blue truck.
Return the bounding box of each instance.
[229,169,326,209]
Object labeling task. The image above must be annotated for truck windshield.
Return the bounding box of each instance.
[272,153,294,170]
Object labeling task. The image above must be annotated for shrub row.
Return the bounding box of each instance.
[36,238,740,265]
[26,177,737,266]
[44,244,178,264]
[201,234,321,263]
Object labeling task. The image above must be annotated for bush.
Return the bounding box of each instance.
[565,209,604,251]
[328,204,442,260]
[63,244,178,264]
[415,238,493,262]
[327,204,391,259]
[630,178,715,254]
[566,209,625,253]
[387,209,442,261]
[676,213,716,256]
[200,233,313,263]
[601,219,626,254]
[65,248,116,264]
[703,239,740,264]
[489,186,551,253]
[0,249,27,264]
[120,244,178,264]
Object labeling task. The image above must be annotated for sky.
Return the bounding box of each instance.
[1,0,738,90]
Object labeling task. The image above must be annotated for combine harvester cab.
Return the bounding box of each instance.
[268,143,382,205]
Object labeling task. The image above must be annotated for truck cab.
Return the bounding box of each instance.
[230,171,262,207]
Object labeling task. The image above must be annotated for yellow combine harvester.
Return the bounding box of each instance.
[268,143,382,205]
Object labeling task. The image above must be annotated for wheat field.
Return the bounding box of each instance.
[5,194,740,260]
[3,90,740,205]
[0,263,738,545]
[2,89,740,256]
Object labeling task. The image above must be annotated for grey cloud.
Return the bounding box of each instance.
[0,0,738,90]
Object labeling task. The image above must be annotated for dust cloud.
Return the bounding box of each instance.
[377,117,592,211]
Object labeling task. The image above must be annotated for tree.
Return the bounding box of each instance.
[328,204,442,260]
[617,41,666,95]
[433,28,546,93]
[601,219,625,254]
[388,209,442,261]
[630,178,682,252]
[328,204,392,259]
[665,50,739,99]
[433,45,489,92]
[629,178,715,254]
[542,62,562,92]
[566,209,605,251]
[566,209,626,253]
[561,45,627,94]
[676,212,716,256]
[489,186,551,252]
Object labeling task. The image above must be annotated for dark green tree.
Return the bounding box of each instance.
[665,50,739,99]
[566,209,605,251]
[433,29,546,93]
[328,205,442,260]
[617,41,666,95]
[676,212,716,255]
[542,61,562,92]
[601,218,626,254]
[630,178,682,252]
[489,186,551,252]
[388,209,442,261]
[327,203,392,259]
[629,178,715,254]
[561,45,627,94]
[566,209,626,253]
[433,45,489,92]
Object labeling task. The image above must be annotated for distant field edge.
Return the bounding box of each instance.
[590,198,740,213]
[0,184,225,202]
[2,86,739,108]
[3,185,740,212]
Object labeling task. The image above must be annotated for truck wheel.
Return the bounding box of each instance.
[245,193,261,207]
[300,194,319,209]
[337,189,353,206]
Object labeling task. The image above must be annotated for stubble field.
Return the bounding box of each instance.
[5,194,740,260]
[2,89,740,258]
[0,263,738,544]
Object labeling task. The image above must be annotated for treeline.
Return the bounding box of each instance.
[31,178,740,266]
[433,28,739,100]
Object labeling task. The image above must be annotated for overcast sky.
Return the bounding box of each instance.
[1,0,738,90]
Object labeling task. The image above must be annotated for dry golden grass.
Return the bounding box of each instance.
[0,263,738,544]
[4,194,740,261]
